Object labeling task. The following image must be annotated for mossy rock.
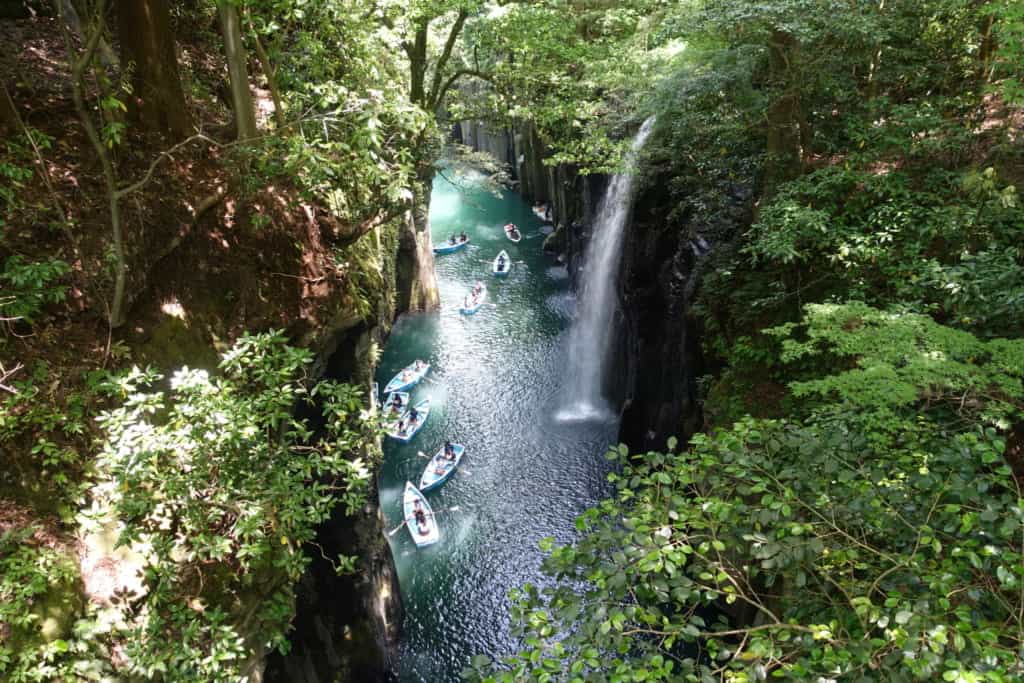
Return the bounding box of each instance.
[131,314,219,371]
[3,544,84,655]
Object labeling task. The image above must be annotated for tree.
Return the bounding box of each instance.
[56,0,129,327]
[469,305,1024,682]
[95,333,376,681]
[117,0,193,139]
[217,1,258,140]
[380,0,491,311]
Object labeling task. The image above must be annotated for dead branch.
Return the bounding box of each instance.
[0,361,24,394]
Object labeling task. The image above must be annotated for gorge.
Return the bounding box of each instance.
[2,2,1023,683]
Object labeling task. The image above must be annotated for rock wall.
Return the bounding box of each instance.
[458,119,514,166]
[130,199,410,682]
[511,123,751,451]
[615,178,704,451]
[392,163,441,315]
[266,218,407,683]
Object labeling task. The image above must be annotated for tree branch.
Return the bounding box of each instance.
[336,205,407,248]
[0,361,23,394]
[2,79,76,250]
[426,9,469,109]
[433,69,494,111]
[115,133,221,199]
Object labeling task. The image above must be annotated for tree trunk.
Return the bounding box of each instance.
[57,0,127,327]
[0,79,19,134]
[118,0,192,139]
[246,10,285,128]
[764,29,802,197]
[218,1,258,140]
[407,25,428,108]
[396,173,440,313]
[977,11,997,85]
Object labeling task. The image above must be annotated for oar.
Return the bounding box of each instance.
[387,506,462,536]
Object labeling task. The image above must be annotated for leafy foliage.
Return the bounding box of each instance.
[0,529,114,682]
[90,331,376,681]
[242,0,431,222]
[0,362,100,515]
[0,256,70,327]
[471,306,1024,682]
[988,0,1024,104]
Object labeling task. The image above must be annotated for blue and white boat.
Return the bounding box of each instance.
[460,284,486,315]
[402,482,439,547]
[379,392,409,424]
[419,443,465,492]
[383,361,430,394]
[492,250,511,277]
[386,398,430,442]
[433,236,470,254]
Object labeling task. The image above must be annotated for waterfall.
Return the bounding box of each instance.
[557,116,656,422]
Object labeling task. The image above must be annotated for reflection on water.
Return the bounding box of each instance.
[378,175,618,681]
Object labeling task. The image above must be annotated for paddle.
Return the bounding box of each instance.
[386,506,461,536]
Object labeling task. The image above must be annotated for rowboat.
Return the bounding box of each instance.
[386,398,430,442]
[492,250,511,277]
[380,392,409,424]
[434,236,470,254]
[503,223,522,243]
[419,443,465,492]
[531,205,551,222]
[383,361,430,394]
[460,284,487,315]
[402,482,440,547]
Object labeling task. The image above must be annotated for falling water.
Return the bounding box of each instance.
[557,116,656,421]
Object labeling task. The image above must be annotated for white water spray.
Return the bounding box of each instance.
[557,116,656,422]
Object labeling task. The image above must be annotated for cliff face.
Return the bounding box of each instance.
[614,179,705,451]
[262,224,406,683]
[125,194,409,682]
[500,122,753,451]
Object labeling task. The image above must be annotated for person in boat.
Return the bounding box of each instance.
[408,406,419,423]
[497,253,507,270]
[459,230,467,242]
[396,419,406,435]
[448,234,456,244]
[444,440,455,459]
[412,500,429,534]
[389,396,403,414]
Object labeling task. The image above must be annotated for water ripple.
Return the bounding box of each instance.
[378,176,618,682]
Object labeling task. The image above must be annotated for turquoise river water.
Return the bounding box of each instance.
[377,174,619,681]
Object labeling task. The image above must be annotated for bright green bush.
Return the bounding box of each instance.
[92,331,376,681]
[0,529,114,682]
[471,306,1024,682]
[1,256,70,327]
